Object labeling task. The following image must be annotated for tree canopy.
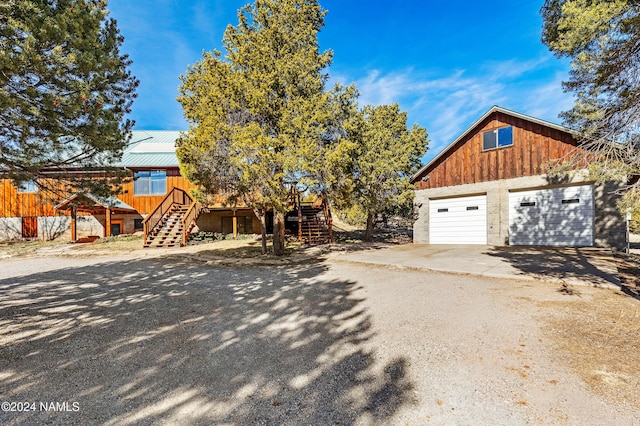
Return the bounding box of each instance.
[177,0,342,255]
[0,0,138,197]
[541,0,640,210]
[330,103,428,241]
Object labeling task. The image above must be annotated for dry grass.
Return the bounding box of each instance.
[0,239,68,257]
[542,286,640,408]
[614,251,640,294]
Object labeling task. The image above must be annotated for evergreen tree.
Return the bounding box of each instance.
[332,104,428,241]
[541,0,640,210]
[177,0,335,255]
[0,0,138,197]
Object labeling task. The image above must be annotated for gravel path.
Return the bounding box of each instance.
[0,253,636,425]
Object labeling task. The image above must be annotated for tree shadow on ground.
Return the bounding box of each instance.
[332,227,412,253]
[0,254,413,425]
[483,246,620,288]
[611,251,640,300]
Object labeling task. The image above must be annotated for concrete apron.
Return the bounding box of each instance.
[333,244,621,289]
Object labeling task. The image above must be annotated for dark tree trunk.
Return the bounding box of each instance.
[272,209,286,256]
[259,213,267,255]
[250,205,268,255]
[365,212,374,242]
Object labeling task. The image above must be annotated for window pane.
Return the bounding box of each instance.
[134,171,150,195]
[150,170,166,194]
[482,130,497,150]
[18,180,37,193]
[497,126,513,147]
[134,178,149,195]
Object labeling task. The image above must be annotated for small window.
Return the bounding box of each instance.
[17,180,37,193]
[134,219,144,230]
[482,126,513,150]
[134,170,166,195]
[437,208,449,213]
[466,206,479,211]
[520,201,536,207]
[562,198,580,204]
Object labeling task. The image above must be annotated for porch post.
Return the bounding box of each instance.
[105,208,112,237]
[232,209,238,238]
[70,206,77,241]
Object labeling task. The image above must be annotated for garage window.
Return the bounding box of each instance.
[562,198,580,204]
[437,208,448,213]
[520,201,536,207]
[483,126,513,150]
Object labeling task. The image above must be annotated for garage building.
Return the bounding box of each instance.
[411,106,627,250]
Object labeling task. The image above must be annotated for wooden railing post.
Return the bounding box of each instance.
[326,201,332,243]
[297,191,302,242]
[181,200,200,246]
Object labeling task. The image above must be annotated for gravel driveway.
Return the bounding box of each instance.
[0,253,636,425]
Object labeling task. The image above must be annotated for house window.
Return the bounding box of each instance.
[17,180,37,193]
[134,219,144,230]
[482,126,513,150]
[134,170,166,195]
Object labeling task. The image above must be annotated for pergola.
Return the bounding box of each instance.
[54,192,137,241]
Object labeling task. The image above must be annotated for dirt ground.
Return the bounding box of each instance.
[1,243,640,424]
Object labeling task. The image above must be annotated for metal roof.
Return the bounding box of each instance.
[118,130,183,168]
[55,192,136,212]
[410,106,574,183]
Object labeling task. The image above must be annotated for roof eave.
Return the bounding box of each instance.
[410,106,575,184]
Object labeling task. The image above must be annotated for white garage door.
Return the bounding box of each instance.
[429,195,487,244]
[509,185,594,246]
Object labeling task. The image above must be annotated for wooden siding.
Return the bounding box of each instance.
[1,168,195,218]
[415,111,582,190]
[0,167,257,218]
[120,168,195,215]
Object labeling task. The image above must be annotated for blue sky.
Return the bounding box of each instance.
[107,0,574,163]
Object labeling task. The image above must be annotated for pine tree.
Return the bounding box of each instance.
[0,0,138,197]
[541,0,640,210]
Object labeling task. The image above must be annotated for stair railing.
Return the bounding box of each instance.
[143,187,192,246]
[181,201,202,246]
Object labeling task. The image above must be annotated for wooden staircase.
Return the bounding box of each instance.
[143,188,201,248]
[299,201,332,245]
[144,205,187,248]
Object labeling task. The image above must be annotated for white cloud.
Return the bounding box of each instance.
[338,58,573,162]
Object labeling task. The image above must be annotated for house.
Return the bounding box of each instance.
[0,131,261,244]
[410,106,627,250]
[0,130,331,246]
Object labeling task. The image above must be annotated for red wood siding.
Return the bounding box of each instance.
[1,168,248,217]
[120,168,196,215]
[1,168,196,217]
[415,111,583,190]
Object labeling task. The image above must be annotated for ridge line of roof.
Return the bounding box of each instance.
[411,105,574,183]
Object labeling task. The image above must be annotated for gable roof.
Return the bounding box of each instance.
[118,130,183,168]
[411,106,574,183]
[54,191,136,212]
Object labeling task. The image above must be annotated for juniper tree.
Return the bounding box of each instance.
[331,104,428,241]
[177,0,336,255]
